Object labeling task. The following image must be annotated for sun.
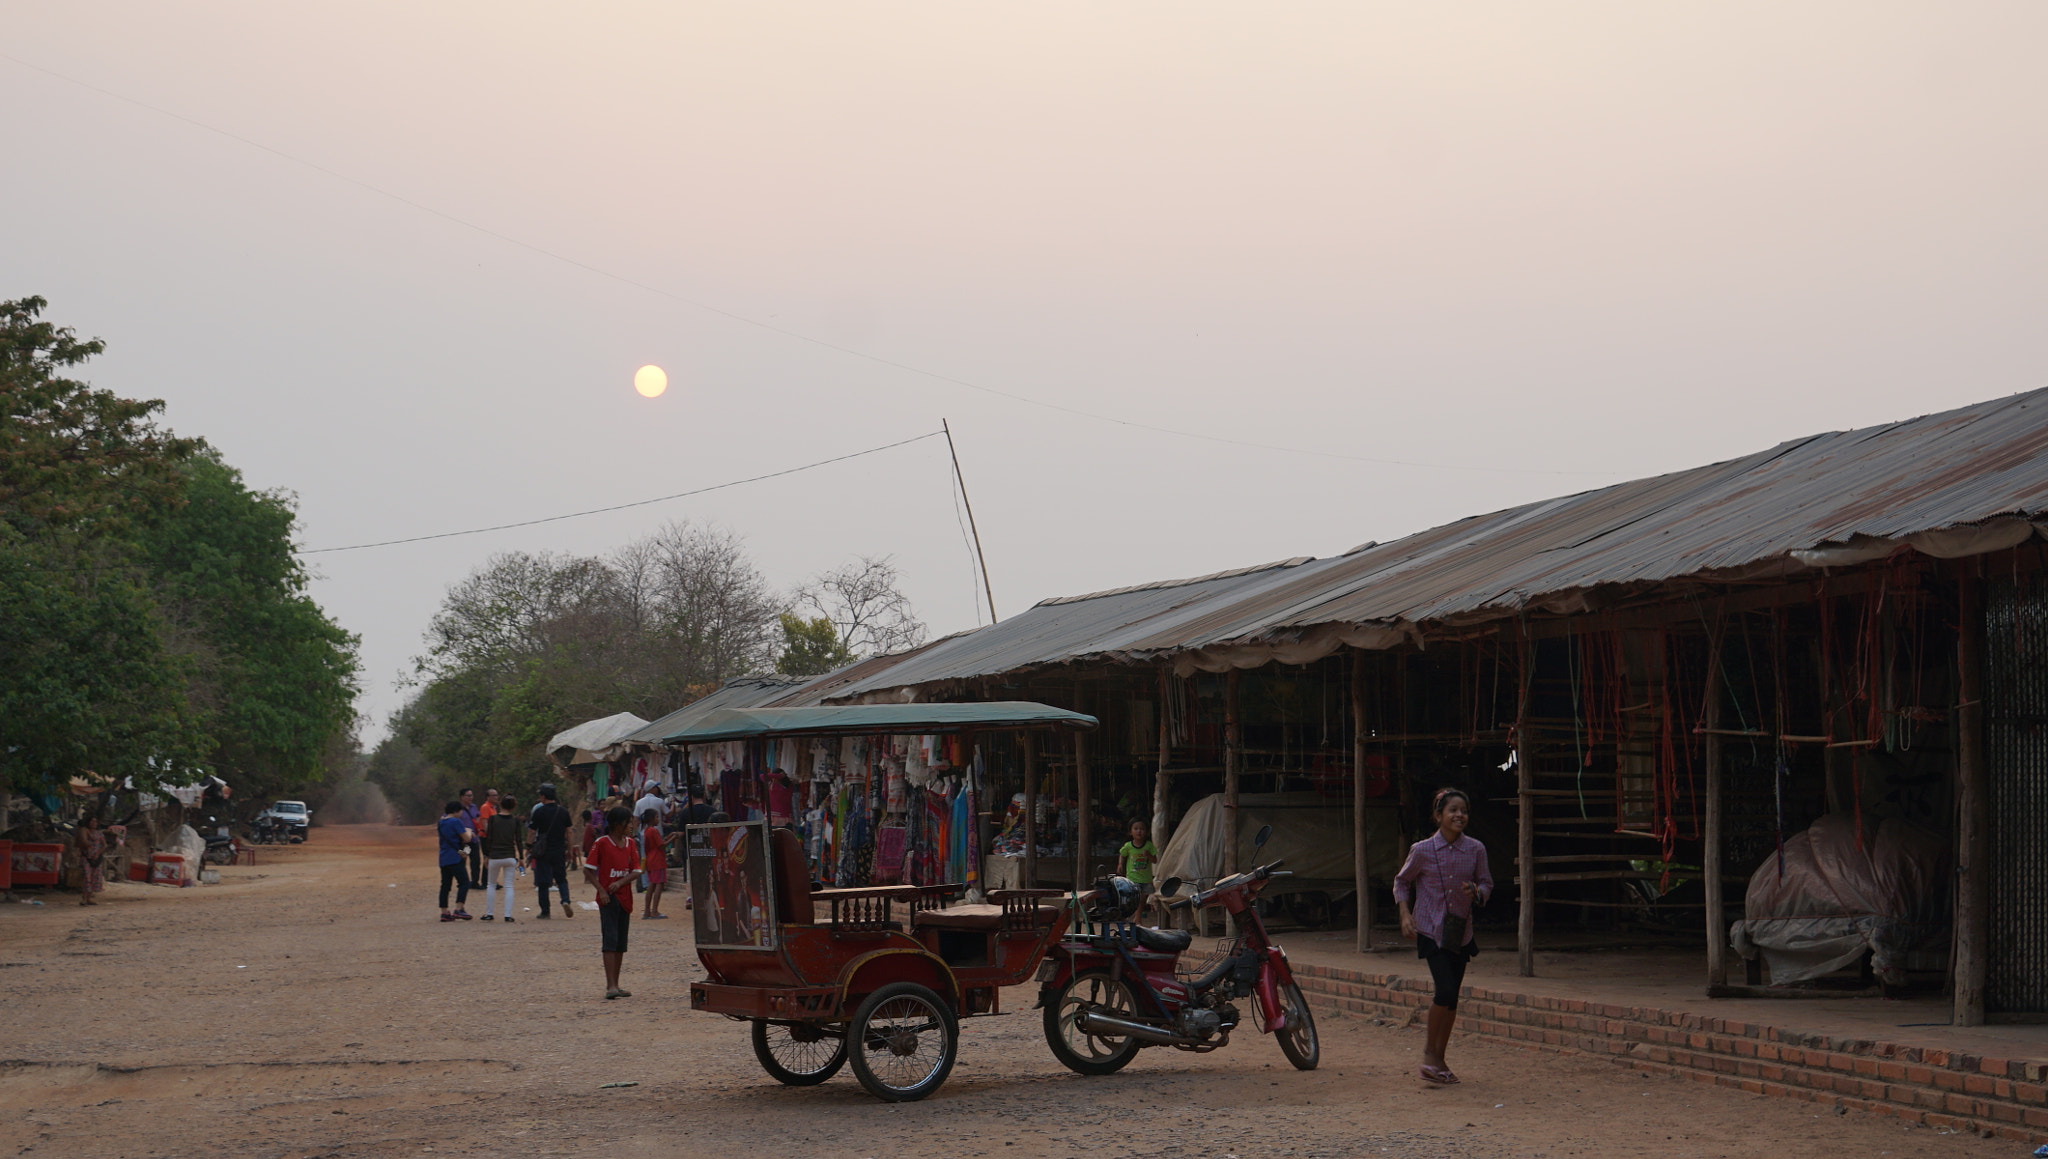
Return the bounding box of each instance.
[633,365,668,398]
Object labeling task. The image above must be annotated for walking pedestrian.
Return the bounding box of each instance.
[530,783,575,919]
[639,809,667,919]
[1393,786,1492,1085]
[75,813,107,906]
[584,806,640,999]
[480,794,525,922]
[437,801,475,921]
[458,787,483,893]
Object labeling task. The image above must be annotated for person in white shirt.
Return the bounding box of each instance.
[633,785,667,825]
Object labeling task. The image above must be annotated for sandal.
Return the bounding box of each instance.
[1420,1064,1459,1085]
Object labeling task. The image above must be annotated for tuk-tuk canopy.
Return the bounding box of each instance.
[659,702,1097,745]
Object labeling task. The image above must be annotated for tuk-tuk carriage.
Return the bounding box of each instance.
[674,702,1095,1101]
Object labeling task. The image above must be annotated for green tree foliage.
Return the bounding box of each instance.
[775,612,855,675]
[0,297,359,804]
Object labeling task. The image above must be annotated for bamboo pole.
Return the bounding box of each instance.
[1225,669,1242,876]
[1352,650,1371,953]
[1021,731,1038,889]
[1704,625,1728,991]
[1955,559,1988,1026]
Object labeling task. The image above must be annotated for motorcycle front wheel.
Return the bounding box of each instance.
[1043,971,1143,1075]
[1271,981,1320,1070]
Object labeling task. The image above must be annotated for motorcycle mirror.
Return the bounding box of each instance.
[1160,876,1183,897]
[1254,824,1273,849]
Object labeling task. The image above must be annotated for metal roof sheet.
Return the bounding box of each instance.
[659,702,1098,744]
[827,389,2048,698]
[621,675,813,745]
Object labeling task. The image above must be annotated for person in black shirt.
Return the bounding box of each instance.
[529,783,575,919]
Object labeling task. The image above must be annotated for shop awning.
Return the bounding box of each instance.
[660,701,1097,744]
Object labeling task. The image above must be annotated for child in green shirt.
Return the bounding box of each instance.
[1117,820,1161,895]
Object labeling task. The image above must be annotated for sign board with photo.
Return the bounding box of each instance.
[687,819,776,952]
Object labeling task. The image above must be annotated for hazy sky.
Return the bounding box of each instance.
[7,3,2047,741]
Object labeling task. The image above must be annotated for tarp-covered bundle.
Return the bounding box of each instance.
[1153,792,1403,896]
[1730,814,1950,985]
[547,712,651,766]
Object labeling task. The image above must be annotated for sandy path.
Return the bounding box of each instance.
[0,826,2009,1158]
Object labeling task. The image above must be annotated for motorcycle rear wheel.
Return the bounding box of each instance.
[1272,981,1319,1070]
[1044,971,1143,1075]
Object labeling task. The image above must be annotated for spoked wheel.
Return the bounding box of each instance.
[1270,981,1320,1070]
[847,982,957,1101]
[751,1019,847,1086]
[1043,971,1143,1075]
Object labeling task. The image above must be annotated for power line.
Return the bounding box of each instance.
[299,431,944,554]
[3,51,1620,480]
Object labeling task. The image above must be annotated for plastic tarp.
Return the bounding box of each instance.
[1730,814,1950,984]
[547,712,652,765]
[1153,792,1404,896]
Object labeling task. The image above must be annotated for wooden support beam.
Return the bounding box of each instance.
[1704,624,1728,991]
[1516,624,1537,978]
[1352,650,1371,953]
[1225,668,1242,876]
[1954,559,1988,1027]
[1075,728,1093,891]
[1155,668,1173,849]
[1021,731,1037,890]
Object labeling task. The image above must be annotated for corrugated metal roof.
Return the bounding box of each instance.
[621,675,813,745]
[828,389,2048,699]
[659,702,1098,744]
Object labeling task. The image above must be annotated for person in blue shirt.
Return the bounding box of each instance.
[438,801,474,922]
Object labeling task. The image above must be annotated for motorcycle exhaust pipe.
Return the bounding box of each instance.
[1075,1010,1197,1046]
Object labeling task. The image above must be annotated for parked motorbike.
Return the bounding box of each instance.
[1038,824,1319,1075]
[251,816,284,845]
[201,825,237,866]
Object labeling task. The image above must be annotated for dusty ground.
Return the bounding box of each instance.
[0,826,2016,1159]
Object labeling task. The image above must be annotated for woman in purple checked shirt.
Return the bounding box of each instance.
[1393,786,1493,1086]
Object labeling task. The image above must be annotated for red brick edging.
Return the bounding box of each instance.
[1293,962,2048,1144]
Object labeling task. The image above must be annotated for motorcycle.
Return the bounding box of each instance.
[201,824,238,866]
[1037,824,1319,1075]
[252,815,286,845]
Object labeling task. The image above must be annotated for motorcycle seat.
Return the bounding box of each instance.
[1132,925,1193,953]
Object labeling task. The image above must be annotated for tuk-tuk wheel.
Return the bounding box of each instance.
[751,1020,847,1086]
[847,982,957,1102]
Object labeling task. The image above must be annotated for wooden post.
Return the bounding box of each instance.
[1352,650,1372,953]
[1703,625,1728,991]
[1955,559,1989,1027]
[1516,626,1537,978]
[1155,668,1173,849]
[1075,729,1092,888]
[1021,731,1038,889]
[1225,668,1242,876]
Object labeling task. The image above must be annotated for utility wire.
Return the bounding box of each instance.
[299,431,944,554]
[3,51,1620,480]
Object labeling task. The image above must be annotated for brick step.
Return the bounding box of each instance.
[1291,963,2048,1144]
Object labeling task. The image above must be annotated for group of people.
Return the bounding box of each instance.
[434,783,580,922]
[434,781,702,1000]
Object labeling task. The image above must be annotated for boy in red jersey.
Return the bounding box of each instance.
[583,806,640,999]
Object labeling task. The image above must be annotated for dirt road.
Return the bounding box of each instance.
[0,826,2008,1158]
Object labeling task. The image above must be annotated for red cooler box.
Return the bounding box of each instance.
[0,840,11,890]
[150,853,190,886]
[11,842,62,886]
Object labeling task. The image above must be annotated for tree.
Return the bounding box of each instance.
[399,521,785,792]
[794,555,929,658]
[776,612,855,675]
[0,297,359,802]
